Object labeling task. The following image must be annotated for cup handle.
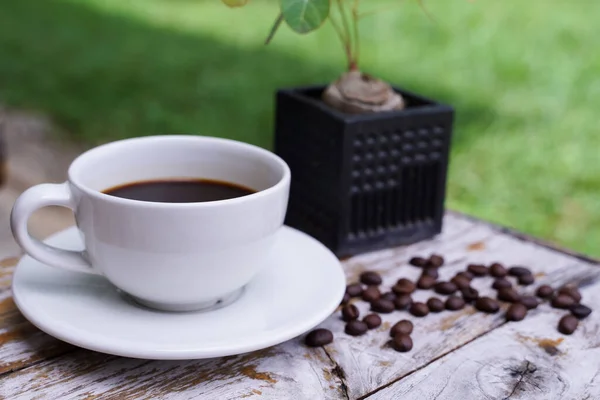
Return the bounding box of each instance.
[10,182,99,275]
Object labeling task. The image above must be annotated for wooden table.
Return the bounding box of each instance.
[1,212,599,399]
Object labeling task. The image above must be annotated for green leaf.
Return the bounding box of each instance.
[221,0,249,8]
[280,0,330,34]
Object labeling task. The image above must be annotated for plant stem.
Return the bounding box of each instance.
[329,13,350,60]
[352,0,360,69]
[336,0,356,70]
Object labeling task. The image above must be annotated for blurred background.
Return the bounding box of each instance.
[0,0,598,256]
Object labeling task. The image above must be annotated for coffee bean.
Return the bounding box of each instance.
[362,286,381,302]
[551,294,575,309]
[409,302,429,317]
[305,329,334,347]
[391,334,413,352]
[428,254,445,268]
[409,257,428,267]
[506,303,527,322]
[497,287,521,303]
[371,298,395,313]
[360,271,382,286]
[558,315,579,335]
[417,275,437,290]
[451,275,471,290]
[570,304,592,320]
[519,296,539,309]
[393,279,416,295]
[381,292,397,302]
[340,293,351,305]
[518,274,535,286]
[434,281,458,295]
[390,319,414,336]
[489,263,508,278]
[427,297,445,312]
[508,266,531,277]
[536,285,554,299]
[492,278,512,290]
[345,320,368,336]
[475,297,500,313]
[363,313,382,329]
[461,286,479,302]
[346,283,363,297]
[394,294,413,310]
[558,285,582,303]
[467,264,489,277]
[422,267,439,279]
[445,296,466,311]
[457,271,474,281]
[341,304,360,321]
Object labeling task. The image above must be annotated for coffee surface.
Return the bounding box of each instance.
[104,179,255,203]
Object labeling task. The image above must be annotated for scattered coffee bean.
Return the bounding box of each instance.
[305,329,334,347]
[409,256,428,267]
[518,274,535,286]
[393,279,416,295]
[508,266,531,277]
[390,320,414,337]
[428,254,445,268]
[363,313,382,329]
[341,304,360,321]
[570,304,592,320]
[445,295,466,311]
[371,298,395,313]
[451,275,471,290]
[519,296,539,309]
[558,285,582,303]
[381,292,397,302]
[346,283,363,297]
[394,295,413,310]
[456,271,474,281]
[467,264,489,277]
[492,278,512,290]
[551,294,576,309]
[360,271,382,286]
[489,263,508,278]
[362,286,381,302]
[417,275,437,290]
[391,334,413,352]
[461,286,479,302]
[409,302,430,317]
[434,281,458,295]
[422,267,439,279]
[558,315,579,335]
[340,293,351,305]
[536,285,554,299]
[427,297,445,312]
[345,320,368,336]
[497,287,521,303]
[506,303,527,322]
[475,297,500,313]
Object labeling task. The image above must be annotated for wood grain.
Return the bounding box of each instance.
[0,213,598,399]
[369,283,600,399]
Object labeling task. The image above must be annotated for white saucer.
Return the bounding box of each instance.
[12,226,345,360]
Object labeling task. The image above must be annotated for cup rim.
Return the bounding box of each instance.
[67,135,291,208]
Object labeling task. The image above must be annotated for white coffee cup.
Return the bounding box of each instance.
[11,135,290,312]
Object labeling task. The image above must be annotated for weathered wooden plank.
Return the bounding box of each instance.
[0,340,343,399]
[367,283,600,399]
[319,213,600,399]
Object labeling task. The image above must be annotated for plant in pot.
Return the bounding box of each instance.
[222,0,454,257]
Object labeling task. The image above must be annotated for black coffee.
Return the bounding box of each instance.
[103,179,255,203]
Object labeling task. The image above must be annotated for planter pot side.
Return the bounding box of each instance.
[274,86,454,258]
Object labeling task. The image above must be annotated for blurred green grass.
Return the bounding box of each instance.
[0,0,598,257]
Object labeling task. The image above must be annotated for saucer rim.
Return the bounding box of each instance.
[12,225,346,360]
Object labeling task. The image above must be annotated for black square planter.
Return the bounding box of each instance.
[274,85,454,258]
